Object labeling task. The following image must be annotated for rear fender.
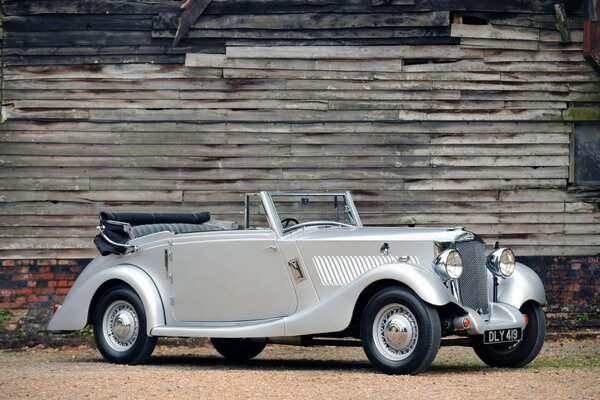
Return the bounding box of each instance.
[47,263,165,335]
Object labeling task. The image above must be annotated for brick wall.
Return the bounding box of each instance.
[0,256,598,346]
[0,259,91,345]
[520,256,600,331]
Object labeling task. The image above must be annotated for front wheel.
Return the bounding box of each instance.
[93,286,157,364]
[360,287,441,375]
[211,338,266,361]
[473,301,546,368]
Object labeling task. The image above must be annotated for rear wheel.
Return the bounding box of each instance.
[93,286,157,364]
[473,301,546,368]
[360,287,441,375]
[211,338,266,361]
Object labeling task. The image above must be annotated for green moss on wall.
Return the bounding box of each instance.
[562,107,600,121]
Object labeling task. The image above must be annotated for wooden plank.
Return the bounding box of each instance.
[4,79,287,91]
[87,109,399,123]
[540,29,584,43]
[404,179,567,190]
[3,64,222,80]
[430,133,570,145]
[3,89,183,101]
[1,0,180,15]
[484,50,586,62]
[186,54,405,72]
[2,31,155,47]
[0,178,90,191]
[180,89,463,101]
[154,27,451,40]
[0,130,433,146]
[285,79,434,90]
[11,99,331,111]
[500,71,600,82]
[282,167,567,180]
[1,120,571,134]
[431,156,569,167]
[226,45,481,59]
[403,60,593,73]
[87,178,408,192]
[432,80,570,92]
[1,143,292,157]
[0,190,184,203]
[459,38,539,51]
[396,109,562,122]
[451,23,539,41]
[223,69,374,80]
[373,71,500,81]
[504,101,568,109]
[3,14,153,31]
[3,54,186,66]
[4,108,90,121]
[290,144,568,157]
[157,12,450,30]
[328,100,504,111]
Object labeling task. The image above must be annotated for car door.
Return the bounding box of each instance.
[169,229,297,322]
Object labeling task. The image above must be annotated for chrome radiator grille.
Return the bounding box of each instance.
[456,240,489,314]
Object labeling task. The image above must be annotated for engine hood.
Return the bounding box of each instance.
[287,226,478,244]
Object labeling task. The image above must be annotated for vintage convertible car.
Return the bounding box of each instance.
[48,191,546,374]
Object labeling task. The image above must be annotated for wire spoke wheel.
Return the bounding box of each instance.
[93,286,157,365]
[103,300,140,352]
[361,287,440,375]
[372,303,419,361]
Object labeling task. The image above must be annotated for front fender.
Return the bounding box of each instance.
[285,262,454,336]
[497,262,546,309]
[47,262,165,335]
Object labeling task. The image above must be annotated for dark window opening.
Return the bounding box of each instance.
[572,122,600,185]
[451,13,489,25]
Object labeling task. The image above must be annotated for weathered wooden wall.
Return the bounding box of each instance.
[1,0,599,259]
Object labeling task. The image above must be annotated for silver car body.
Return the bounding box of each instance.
[48,191,545,341]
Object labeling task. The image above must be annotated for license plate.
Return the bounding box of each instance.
[483,328,523,344]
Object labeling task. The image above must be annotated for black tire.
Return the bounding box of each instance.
[473,301,546,368]
[360,286,441,375]
[210,338,267,361]
[93,286,157,365]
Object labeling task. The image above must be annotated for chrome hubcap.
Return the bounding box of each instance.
[373,303,418,361]
[103,300,139,352]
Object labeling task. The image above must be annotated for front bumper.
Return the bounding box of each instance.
[462,302,527,335]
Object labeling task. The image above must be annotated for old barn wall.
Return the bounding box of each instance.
[0,0,599,337]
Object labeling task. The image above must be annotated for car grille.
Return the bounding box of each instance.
[455,240,489,314]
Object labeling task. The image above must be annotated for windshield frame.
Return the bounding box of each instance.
[258,191,363,237]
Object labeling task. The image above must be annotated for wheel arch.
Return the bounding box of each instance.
[350,279,408,328]
[88,266,166,336]
[48,264,166,335]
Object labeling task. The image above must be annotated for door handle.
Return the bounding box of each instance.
[262,245,277,251]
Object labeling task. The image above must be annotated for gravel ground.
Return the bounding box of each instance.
[1,337,599,400]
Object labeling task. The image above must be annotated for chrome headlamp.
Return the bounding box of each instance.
[434,249,463,280]
[487,248,516,278]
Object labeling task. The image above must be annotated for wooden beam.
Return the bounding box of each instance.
[172,0,212,48]
[554,3,571,43]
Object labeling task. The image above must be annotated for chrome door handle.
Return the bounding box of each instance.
[263,245,277,251]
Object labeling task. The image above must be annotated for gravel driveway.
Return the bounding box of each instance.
[1,337,598,399]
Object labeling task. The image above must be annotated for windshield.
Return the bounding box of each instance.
[268,192,361,233]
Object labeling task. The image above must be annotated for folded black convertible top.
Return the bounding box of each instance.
[99,211,211,226]
[95,211,211,256]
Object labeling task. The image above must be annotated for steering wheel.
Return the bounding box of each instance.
[280,217,299,228]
